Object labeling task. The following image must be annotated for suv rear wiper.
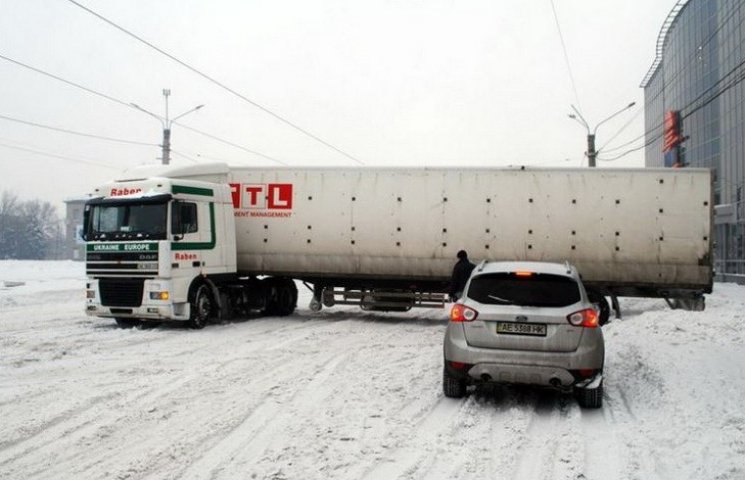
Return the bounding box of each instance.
[487,295,514,304]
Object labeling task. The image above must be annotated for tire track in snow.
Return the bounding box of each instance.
[580,396,624,480]
[407,392,518,480]
[178,351,348,479]
[359,395,467,480]
[508,390,583,480]
[0,318,324,480]
[45,322,327,480]
[83,342,329,480]
[195,321,440,480]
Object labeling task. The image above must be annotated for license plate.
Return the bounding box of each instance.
[496,321,547,336]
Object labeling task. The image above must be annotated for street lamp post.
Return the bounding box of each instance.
[131,89,204,165]
[569,102,635,167]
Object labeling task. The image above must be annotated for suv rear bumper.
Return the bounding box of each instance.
[444,323,604,388]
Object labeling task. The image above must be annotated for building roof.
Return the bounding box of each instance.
[640,0,692,88]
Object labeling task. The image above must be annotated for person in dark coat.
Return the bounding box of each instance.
[449,250,475,302]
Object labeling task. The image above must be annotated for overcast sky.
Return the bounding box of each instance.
[1,0,677,210]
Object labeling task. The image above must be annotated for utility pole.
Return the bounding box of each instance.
[131,89,204,165]
[569,102,635,167]
[586,133,597,168]
[162,89,171,165]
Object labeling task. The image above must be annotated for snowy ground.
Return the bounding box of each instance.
[1,261,744,480]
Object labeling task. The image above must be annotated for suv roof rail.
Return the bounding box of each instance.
[476,259,488,272]
[564,260,572,275]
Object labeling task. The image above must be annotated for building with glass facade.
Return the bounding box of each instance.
[642,0,745,280]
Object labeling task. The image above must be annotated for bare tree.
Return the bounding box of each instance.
[0,191,62,259]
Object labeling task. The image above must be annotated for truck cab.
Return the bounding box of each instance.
[84,177,236,327]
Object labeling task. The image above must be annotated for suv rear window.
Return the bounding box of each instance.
[466,272,581,307]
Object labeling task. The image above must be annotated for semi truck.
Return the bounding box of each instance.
[83,163,713,328]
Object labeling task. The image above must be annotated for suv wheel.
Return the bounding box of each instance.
[443,367,467,398]
[575,380,603,408]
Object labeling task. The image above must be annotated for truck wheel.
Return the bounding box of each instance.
[275,279,297,316]
[189,284,213,329]
[575,380,603,409]
[115,318,141,328]
[443,367,467,398]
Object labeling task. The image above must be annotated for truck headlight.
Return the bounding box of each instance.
[149,291,170,301]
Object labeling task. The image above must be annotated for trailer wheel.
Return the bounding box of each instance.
[115,318,141,328]
[277,279,297,316]
[189,284,213,329]
[263,278,297,316]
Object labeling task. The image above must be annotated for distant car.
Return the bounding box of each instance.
[442,261,605,408]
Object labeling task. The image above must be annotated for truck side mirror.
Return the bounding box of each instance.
[82,207,90,241]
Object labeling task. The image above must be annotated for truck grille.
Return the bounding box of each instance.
[99,279,145,307]
[86,243,158,278]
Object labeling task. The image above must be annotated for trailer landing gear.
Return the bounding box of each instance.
[665,294,705,311]
[308,283,323,312]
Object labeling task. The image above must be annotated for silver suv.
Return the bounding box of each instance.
[443,261,605,408]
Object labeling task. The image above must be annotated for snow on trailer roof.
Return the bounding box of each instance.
[113,161,711,180]
[116,163,231,182]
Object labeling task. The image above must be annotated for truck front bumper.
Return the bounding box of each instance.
[85,278,190,322]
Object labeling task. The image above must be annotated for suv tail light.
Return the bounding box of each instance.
[447,361,474,371]
[450,304,479,322]
[567,308,599,328]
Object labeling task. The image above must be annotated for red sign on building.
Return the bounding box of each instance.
[663,110,683,152]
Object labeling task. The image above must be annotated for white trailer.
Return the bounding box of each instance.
[83,164,713,328]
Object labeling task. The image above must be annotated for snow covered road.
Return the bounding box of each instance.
[1,261,744,479]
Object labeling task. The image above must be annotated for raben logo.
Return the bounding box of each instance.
[230,183,293,210]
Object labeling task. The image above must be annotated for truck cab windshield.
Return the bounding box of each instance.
[87,202,167,240]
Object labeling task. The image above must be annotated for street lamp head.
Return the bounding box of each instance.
[129,102,165,125]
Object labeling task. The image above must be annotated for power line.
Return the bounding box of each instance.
[0,113,158,147]
[172,121,288,165]
[640,1,745,109]
[0,53,133,109]
[170,149,199,163]
[550,0,583,113]
[597,2,744,155]
[681,56,745,120]
[601,56,745,161]
[65,0,365,166]
[0,54,284,165]
[0,139,120,170]
[597,108,644,153]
